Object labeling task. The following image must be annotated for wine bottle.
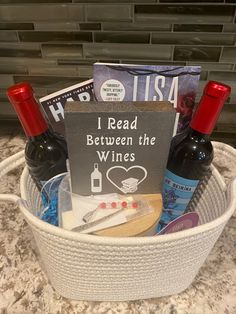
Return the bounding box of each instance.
[7,82,68,192]
[157,81,231,232]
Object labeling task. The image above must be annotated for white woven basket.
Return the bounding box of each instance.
[0,142,236,302]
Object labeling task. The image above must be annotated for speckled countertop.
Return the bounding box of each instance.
[0,122,235,314]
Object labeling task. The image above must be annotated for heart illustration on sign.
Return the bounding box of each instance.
[106,165,147,194]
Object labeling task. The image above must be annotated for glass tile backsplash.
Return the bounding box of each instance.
[0,0,235,145]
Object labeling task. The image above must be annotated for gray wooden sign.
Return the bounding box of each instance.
[65,101,176,196]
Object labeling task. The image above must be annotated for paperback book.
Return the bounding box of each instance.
[93,63,201,133]
[40,79,94,136]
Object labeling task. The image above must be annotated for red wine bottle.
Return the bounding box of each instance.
[7,82,68,191]
[157,81,231,232]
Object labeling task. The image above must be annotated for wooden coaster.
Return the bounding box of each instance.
[94,193,162,237]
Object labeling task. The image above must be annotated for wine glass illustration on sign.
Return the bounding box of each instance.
[91,163,102,193]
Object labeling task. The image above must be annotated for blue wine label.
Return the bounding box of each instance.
[157,169,199,232]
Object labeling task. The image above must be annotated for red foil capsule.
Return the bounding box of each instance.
[7,82,48,137]
[190,81,231,134]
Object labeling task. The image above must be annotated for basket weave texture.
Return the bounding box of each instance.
[1,142,236,301]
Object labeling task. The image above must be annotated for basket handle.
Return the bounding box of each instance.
[227,177,236,211]
[0,150,25,203]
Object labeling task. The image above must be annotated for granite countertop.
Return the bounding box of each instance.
[0,122,235,314]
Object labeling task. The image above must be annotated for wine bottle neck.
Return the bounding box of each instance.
[11,96,48,137]
[7,82,49,137]
[190,82,230,135]
[28,129,52,142]
[187,127,210,142]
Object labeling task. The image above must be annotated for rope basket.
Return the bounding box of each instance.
[0,142,236,301]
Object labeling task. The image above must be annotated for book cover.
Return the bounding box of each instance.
[64,101,176,196]
[40,79,94,136]
[93,63,201,133]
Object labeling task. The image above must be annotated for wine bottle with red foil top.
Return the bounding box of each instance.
[157,81,231,232]
[7,82,68,194]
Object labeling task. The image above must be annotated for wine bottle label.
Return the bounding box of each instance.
[157,169,199,232]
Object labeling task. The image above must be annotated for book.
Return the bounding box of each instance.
[39,79,94,136]
[64,100,176,196]
[93,63,201,133]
